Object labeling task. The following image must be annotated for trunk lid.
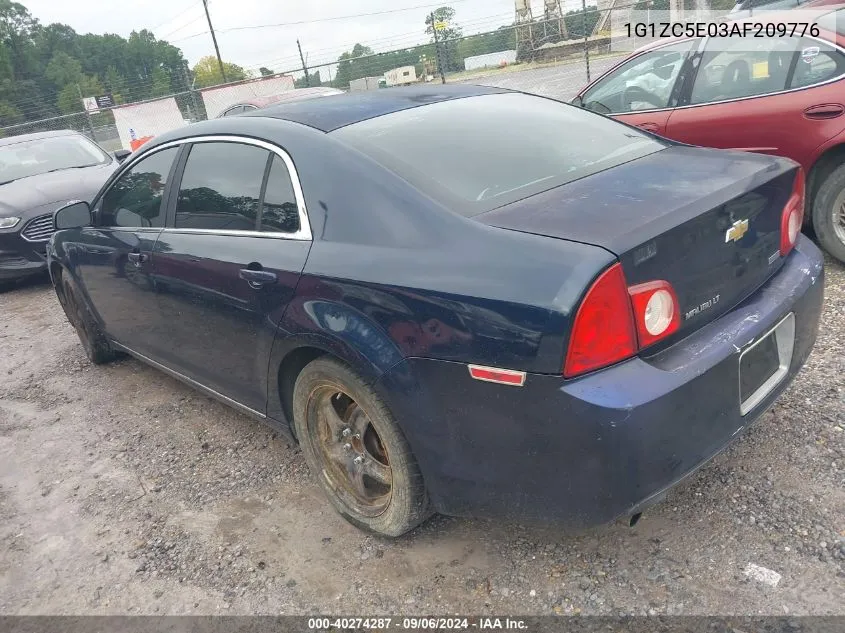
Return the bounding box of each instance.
[477,146,798,339]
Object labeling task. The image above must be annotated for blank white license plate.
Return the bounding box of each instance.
[739,313,795,416]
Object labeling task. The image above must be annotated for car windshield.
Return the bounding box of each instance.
[333,93,667,216]
[0,134,111,184]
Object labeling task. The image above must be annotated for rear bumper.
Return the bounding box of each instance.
[0,231,48,281]
[376,235,825,527]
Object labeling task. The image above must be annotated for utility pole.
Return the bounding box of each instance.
[202,0,227,84]
[297,39,310,87]
[76,83,96,140]
[430,13,446,84]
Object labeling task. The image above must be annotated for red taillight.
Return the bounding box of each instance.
[780,168,805,256]
[564,263,637,378]
[628,280,681,348]
[565,264,681,378]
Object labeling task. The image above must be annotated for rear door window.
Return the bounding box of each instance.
[259,155,300,233]
[690,37,796,104]
[174,142,269,231]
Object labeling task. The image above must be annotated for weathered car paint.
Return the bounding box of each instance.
[373,236,824,525]
[47,87,826,527]
[150,231,311,412]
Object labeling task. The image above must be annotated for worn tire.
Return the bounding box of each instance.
[292,357,431,537]
[56,271,119,365]
[811,162,845,264]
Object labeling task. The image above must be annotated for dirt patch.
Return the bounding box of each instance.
[0,259,843,615]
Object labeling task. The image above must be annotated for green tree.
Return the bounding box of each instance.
[294,70,321,88]
[56,74,102,114]
[0,99,21,126]
[150,65,171,97]
[259,66,273,77]
[44,50,81,87]
[192,55,248,88]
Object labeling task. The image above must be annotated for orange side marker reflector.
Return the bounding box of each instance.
[468,364,526,387]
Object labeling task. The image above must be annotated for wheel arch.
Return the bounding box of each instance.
[267,323,406,432]
[807,141,845,225]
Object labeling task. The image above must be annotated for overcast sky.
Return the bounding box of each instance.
[22,0,588,72]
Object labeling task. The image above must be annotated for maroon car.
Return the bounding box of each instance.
[217,87,344,118]
[573,5,845,262]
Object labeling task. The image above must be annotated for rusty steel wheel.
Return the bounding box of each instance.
[293,357,431,536]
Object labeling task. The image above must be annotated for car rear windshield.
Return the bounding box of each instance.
[332,92,667,216]
[0,134,111,184]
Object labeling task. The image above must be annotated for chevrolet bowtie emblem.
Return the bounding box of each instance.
[725,219,749,243]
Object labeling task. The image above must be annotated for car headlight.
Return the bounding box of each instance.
[0,216,21,229]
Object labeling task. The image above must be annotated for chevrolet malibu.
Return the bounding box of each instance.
[47,85,824,537]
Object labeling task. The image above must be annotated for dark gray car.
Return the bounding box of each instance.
[0,130,128,284]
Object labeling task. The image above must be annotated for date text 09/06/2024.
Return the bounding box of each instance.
[307,617,528,630]
[625,21,821,39]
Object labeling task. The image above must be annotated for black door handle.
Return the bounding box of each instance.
[239,268,277,285]
[127,252,148,266]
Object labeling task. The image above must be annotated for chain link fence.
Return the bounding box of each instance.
[1,0,736,148]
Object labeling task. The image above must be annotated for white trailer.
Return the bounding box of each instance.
[384,66,417,87]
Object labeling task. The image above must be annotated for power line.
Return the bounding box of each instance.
[168,0,471,42]
[149,1,203,34]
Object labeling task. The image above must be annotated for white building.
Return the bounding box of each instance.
[464,50,518,71]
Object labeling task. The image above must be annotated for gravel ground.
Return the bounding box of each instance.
[456,57,622,101]
[0,253,843,616]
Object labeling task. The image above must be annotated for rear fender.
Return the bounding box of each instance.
[266,296,406,424]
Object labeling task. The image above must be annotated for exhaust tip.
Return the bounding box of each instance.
[629,512,642,527]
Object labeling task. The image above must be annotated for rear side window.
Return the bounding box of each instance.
[332,93,665,216]
[260,155,300,233]
[175,142,269,230]
[789,39,845,89]
[100,147,178,228]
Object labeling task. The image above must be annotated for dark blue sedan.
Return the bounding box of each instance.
[47,85,825,537]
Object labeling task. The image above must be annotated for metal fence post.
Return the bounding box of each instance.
[582,0,592,84]
[76,83,96,139]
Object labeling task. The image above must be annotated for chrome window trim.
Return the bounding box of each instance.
[103,135,313,241]
[588,34,845,116]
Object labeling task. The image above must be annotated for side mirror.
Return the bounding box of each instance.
[54,201,92,231]
[114,149,131,163]
[571,94,584,107]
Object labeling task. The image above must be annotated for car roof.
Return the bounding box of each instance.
[243,83,512,132]
[227,87,344,110]
[0,129,83,147]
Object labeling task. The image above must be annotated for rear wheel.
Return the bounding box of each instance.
[292,357,431,537]
[811,162,845,264]
[56,272,119,365]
